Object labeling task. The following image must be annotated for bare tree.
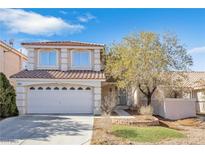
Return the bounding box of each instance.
[101,92,117,116]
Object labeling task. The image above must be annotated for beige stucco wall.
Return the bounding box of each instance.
[140,98,196,120]
[15,79,103,115]
[0,45,27,85]
[150,98,196,120]
[26,47,102,71]
[151,99,165,117]
[163,98,196,120]
[132,87,197,120]
[192,89,205,113]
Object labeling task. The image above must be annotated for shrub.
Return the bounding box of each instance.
[101,92,117,116]
[139,105,153,115]
[130,104,140,114]
[0,73,18,118]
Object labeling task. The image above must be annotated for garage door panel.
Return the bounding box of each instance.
[28,87,93,114]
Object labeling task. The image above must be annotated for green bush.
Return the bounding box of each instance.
[0,73,18,118]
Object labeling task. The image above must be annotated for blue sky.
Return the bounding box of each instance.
[0,8,205,71]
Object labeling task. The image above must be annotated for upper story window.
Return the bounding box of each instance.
[39,51,57,66]
[72,51,91,68]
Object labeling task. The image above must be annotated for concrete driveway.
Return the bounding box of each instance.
[0,115,93,145]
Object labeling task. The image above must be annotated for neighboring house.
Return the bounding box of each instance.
[0,40,28,85]
[172,72,205,114]
[125,72,205,119]
[11,41,106,115]
[102,72,205,119]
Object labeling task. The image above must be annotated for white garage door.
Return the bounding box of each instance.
[27,86,93,114]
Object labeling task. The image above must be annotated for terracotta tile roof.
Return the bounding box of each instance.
[169,72,205,89]
[10,70,105,80]
[182,72,205,88]
[21,41,105,47]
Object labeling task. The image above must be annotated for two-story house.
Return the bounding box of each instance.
[11,41,106,115]
[0,40,27,85]
[10,41,205,119]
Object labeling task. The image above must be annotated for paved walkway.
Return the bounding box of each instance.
[114,109,131,116]
[0,115,93,145]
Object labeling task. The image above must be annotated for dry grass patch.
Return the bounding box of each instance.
[176,118,202,127]
[159,117,203,130]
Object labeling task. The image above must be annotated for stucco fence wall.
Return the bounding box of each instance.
[151,99,165,117]
[151,98,197,120]
[140,98,196,120]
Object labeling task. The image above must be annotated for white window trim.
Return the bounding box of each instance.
[71,50,92,70]
[37,49,59,69]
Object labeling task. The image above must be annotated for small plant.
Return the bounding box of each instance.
[139,105,153,115]
[0,73,18,118]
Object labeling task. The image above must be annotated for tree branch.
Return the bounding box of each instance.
[151,86,157,95]
[138,84,148,97]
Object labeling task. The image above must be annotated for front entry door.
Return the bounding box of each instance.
[118,89,127,105]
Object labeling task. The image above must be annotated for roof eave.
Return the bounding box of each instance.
[0,41,28,60]
[11,77,106,81]
[21,44,104,50]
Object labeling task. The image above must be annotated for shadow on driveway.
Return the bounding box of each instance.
[0,115,93,144]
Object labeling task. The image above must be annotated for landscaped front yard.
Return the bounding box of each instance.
[91,117,205,145]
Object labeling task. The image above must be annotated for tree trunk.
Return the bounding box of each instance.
[138,84,157,106]
[147,94,152,106]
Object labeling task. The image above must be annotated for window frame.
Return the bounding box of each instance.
[71,50,91,70]
[38,50,59,69]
